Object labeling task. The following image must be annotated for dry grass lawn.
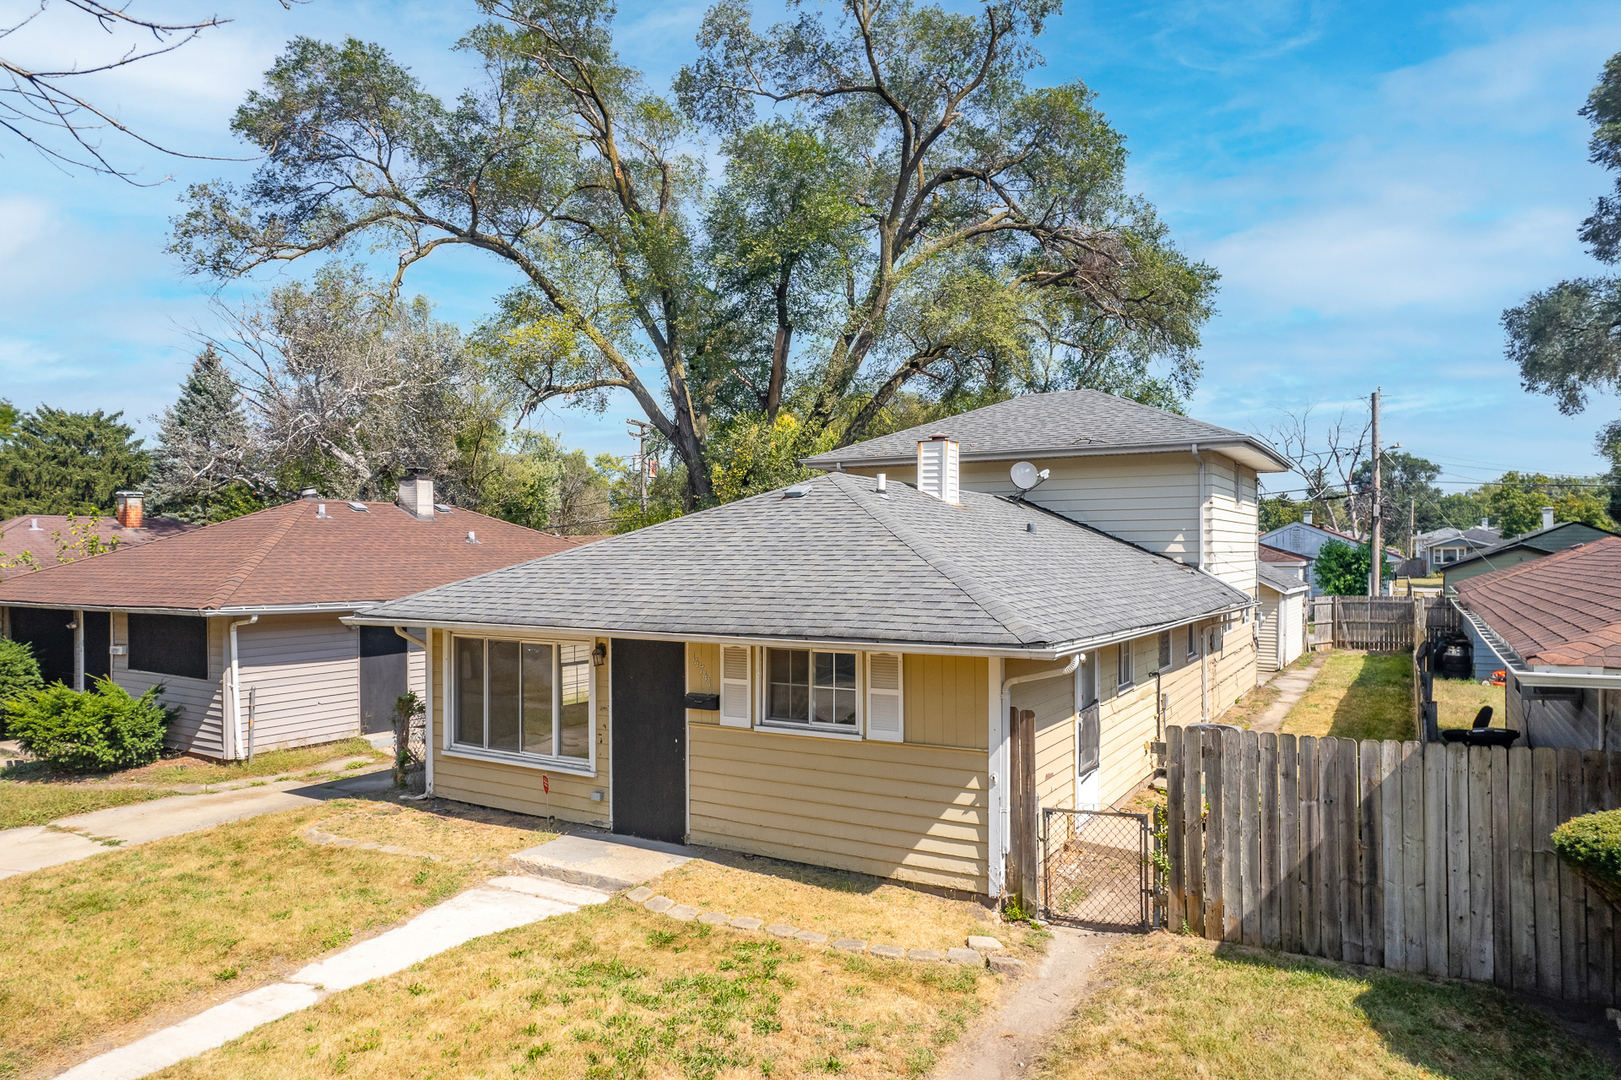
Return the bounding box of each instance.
[655,853,1044,957]
[154,895,1000,1080]
[1434,678,1508,732]
[0,797,554,1079]
[0,738,387,829]
[1039,934,1614,1080]
[1281,650,1416,742]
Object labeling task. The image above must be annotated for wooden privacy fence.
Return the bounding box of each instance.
[1165,725,1621,1003]
[1305,596,1459,653]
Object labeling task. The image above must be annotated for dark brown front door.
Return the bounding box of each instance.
[610,638,687,844]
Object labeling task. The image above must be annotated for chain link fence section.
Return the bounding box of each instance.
[1042,808,1151,931]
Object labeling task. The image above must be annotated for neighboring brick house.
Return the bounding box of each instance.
[1452,537,1621,749]
[0,477,574,759]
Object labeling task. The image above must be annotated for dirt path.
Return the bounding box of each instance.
[1248,652,1328,734]
[930,926,1121,1080]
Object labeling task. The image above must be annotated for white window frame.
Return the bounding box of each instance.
[1186,623,1199,660]
[445,632,597,776]
[1116,640,1135,697]
[756,646,865,738]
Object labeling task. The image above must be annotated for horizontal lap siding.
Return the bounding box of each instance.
[427,629,612,826]
[112,611,227,758]
[906,654,989,749]
[238,614,359,751]
[1259,592,1281,672]
[1206,454,1258,596]
[688,724,989,893]
[847,456,1201,563]
[1099,631,1208,807]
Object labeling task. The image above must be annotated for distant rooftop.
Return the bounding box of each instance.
[0,513,199,573]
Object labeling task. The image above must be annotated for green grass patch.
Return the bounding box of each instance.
[0,781,179,829]
[135,738,384,786]
[1281,650,1415,741]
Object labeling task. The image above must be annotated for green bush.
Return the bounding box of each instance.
[0,639,44,736]
[8,679,174,772]
[1552,809,1621,907]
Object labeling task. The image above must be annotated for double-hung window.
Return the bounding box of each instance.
[765,648,858,731]
[453,637,592,765]
[1186,623,1199,660]
[1116,641,1135,696]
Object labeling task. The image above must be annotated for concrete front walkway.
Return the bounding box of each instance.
[1248,654,1328,735]
[0,768,392,879]
[56,874,609,1080]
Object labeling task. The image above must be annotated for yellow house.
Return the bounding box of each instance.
[350,393,1289,905]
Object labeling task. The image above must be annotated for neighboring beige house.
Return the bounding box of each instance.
[0,478,574,759]
[351,391,1290,904]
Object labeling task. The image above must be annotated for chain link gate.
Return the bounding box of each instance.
[1042,808,1154,931]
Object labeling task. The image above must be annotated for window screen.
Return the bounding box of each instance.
[128,613,208,680]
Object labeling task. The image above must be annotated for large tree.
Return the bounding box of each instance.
[171,0,1217,509]
[0,407,149,515]
[1504,51,1621,506]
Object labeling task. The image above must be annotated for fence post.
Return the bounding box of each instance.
[1167,725,1185,930]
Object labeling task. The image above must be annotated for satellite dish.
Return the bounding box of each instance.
[1010,461,1041,491]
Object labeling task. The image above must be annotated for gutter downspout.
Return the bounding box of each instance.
[999,655,1082,906]
[393,626,432,798]
[1191,444,1206,572]
[228,615,258,761]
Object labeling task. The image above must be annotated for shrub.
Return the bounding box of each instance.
[1553,809,1621,907]
[0,639,44,736]
[8,679,174,772]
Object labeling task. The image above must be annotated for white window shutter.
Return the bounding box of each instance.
[866,652,904,742]
[719,645,752,728]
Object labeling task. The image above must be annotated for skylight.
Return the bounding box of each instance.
[347,502,369,513]
[434,503,452,514]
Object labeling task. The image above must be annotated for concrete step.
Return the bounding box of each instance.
[508,832,695,892]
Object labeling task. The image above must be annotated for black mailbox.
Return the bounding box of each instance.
[683,692,720,711]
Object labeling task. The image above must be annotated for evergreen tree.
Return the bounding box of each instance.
[0,407,149,516]
[149,347,262,522]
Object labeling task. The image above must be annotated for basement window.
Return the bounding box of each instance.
[128,613,208,680]
[453,636,592,765]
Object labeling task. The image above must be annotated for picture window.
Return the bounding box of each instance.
[454,636,591,762]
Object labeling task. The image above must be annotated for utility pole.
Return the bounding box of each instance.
[626,419,653,514]
[1369,387,1382,598]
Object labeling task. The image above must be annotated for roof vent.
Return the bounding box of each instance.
[28,518,42,531]
[782,482,814,499]
[434,503,452,514]
[317,503,330,519]
[347,501,369,513]
[1026,522,1035,533]
[875,473,888,498]
[466,530,479,544]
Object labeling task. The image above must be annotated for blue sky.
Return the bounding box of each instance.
[3,0,1619,498]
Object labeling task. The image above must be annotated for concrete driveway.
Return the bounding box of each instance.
[0,768,393,879]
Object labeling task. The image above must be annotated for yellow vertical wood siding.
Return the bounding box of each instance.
[904,654,989,748]
[686,641,721,726]
[687,723,989,893]
[427,628,613,827]
[1005,659,1077,811]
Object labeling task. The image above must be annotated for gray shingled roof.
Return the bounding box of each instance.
[1257,562,1309,595]
[353,472,1253,652]
[801,389,1291,472]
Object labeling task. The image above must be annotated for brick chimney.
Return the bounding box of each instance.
[915,435,960,504]
[398,470,435,522]
[114,491,144,529]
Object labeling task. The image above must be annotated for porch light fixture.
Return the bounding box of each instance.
[591,642,607,667]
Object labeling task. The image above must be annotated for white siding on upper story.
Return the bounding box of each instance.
[846,450,1259,597]
[847,453,1203,564]
[1204,454,1258,598]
